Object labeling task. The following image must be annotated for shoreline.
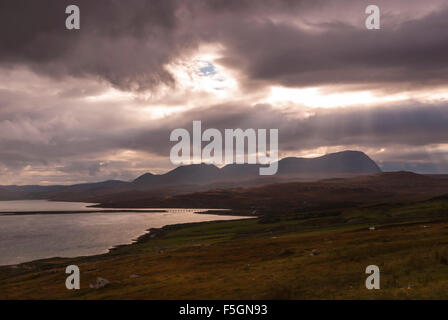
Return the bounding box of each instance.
[0,209,252,216]
[0,211,255,268]
[0,209,167,216]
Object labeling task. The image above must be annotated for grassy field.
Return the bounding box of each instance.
[1,197,448,299]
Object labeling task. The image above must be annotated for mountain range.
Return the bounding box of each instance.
[0,150,381,202]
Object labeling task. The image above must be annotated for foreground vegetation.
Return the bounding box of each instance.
[1,195,448,299]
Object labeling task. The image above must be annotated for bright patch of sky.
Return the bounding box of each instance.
[264,86,448,109]
[199,62,217,76]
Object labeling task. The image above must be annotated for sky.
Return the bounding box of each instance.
[1,0,448,185]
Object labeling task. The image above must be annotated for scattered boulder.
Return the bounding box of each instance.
[129,274,141,279]
[89,277,110,289]
[310,249,319,256]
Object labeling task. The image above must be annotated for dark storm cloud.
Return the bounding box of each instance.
[2,0,448,183]
[202,2,448,90]
[1,0,448,90]
[0,0,186,91]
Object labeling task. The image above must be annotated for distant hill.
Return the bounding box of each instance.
[0,180,127,201]
[0,150,381,201]
[95,171,448,210]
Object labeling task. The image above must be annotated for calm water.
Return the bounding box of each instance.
[0,200,245,266]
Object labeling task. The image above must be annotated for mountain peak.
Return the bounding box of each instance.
[133,172,155,183]
[278,150,381,175]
